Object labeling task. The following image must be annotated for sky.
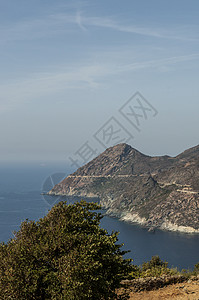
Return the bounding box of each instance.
[0,0,199,167]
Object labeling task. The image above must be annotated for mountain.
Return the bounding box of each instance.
[49,143,199,233]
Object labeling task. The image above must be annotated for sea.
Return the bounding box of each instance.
[0,162,199,270]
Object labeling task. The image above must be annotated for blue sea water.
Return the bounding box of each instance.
[0,163,198,270]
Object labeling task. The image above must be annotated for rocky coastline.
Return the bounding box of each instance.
[48,143,199,234]
[103,207,199,234]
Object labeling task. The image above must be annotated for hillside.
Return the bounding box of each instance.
[127,279,199,299]
[49,143,199,233]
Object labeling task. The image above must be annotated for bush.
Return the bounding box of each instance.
[130,256,179,278]
[142,255,168,271]
[194,262,199,274]
[0,201,133,299]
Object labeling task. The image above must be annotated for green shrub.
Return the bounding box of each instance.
[194,262,199,273]
[130,256,179,278]
[0,201,133,299]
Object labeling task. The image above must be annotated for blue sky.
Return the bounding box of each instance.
[0,0,199,165]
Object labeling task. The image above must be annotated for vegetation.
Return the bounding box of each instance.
[130,256,178,278]
[0,200,198,299]
[0,201,133,299]
[130,255,199,279]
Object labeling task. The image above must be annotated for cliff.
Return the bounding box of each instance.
[49,143,199,233]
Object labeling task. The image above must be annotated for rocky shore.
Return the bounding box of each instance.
[104,208,199,234]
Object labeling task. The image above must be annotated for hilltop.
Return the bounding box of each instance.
[49,143,199,233]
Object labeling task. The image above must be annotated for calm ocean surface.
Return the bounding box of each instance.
[0,163,199,270]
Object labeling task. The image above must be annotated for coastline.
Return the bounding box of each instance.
[107,208,199,234]
[47,192,199,234]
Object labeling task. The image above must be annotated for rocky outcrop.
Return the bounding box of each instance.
[49,143,199,233]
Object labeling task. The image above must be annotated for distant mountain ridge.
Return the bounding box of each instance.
[49,143,199,233]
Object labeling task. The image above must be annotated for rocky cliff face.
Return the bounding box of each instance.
[49,143,199,233]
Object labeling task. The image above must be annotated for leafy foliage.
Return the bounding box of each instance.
[0,201,132,299]
[194,262,199,273]
[181,262,199,277]
[130,255,199,280]
[130,256,179,278]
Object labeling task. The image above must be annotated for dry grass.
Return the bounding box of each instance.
[128,280,199,299]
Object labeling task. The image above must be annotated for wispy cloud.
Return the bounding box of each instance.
[1,52,199,113]
[0,10,198,45]
[73,13,199,42]
[116,53,199,73]
[0,63,106,113]
[78,15,166,38]
[75,11,88,32]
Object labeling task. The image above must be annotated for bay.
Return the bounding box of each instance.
[0,163,198,270]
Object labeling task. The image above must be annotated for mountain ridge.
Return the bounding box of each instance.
[49,143,199,233]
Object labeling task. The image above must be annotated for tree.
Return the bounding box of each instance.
[142,256,168,271]
[0,201,132,299]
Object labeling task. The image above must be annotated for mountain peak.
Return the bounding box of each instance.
[103,143,134,156]
[103,143,147,159]
[109,143,132,151]
[73,143,146,177]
